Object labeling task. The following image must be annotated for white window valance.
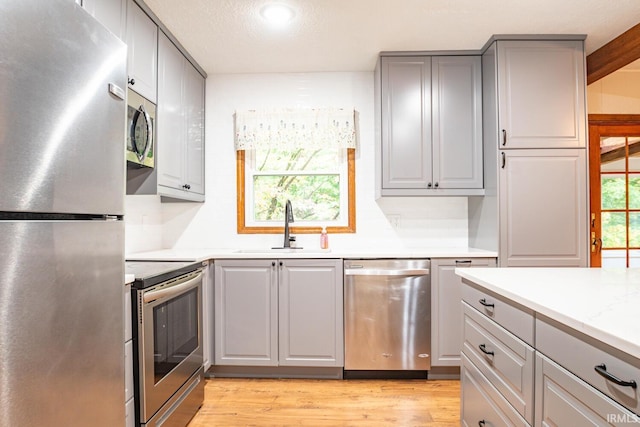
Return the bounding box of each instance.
[234,108,356,151]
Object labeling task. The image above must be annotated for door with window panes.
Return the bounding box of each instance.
[589,118,640,267]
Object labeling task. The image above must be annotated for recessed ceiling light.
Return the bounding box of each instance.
[260,3,295,27]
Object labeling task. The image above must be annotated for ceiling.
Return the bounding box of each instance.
[142,0,640,75]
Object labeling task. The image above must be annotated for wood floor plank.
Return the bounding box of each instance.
[187,378,460,426]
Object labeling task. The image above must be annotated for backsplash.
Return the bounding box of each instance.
[124,71,469,255]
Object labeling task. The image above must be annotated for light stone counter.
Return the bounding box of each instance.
[126,247,498,262]
[455,267,640,360]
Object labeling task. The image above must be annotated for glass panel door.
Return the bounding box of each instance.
[589,120,640,267]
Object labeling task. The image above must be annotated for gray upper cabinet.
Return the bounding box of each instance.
[380,57,432,192]
[157,32,205,201]
[214,259,343,368]
[495,40,586,149]
[377,55,483,196]
[78,0,127,40]
[432,56,483,190]
[126,0,157,103]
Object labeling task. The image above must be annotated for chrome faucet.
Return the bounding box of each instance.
[283,199,294,248]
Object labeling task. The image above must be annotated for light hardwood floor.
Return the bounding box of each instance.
[187,378,460,426]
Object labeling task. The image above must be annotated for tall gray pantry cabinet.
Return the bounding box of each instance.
[214,259,344,375]
[468,37,588,267]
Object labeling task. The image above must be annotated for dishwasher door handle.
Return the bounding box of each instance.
[344,268,430,277]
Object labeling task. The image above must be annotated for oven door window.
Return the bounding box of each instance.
[152,287,199,384]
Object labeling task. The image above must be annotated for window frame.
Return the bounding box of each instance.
[236,148,356,234]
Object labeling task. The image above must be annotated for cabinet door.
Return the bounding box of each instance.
[499,149,588,267]
[432,56,483,189]
[126,0,157,103]
[497,40,585,149]
[278,259,344,367]
[157,32,186,191]
[381,57,432,190]
[431,258,496,367]
[80,0,127,40]
[214,260,278,366]
[183,61,205,195]
[535,353,637,426]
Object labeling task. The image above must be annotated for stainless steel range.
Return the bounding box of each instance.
[127,261,205,427]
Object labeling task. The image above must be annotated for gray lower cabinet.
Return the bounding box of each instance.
[535,353,638,426]
[431,257,496,367]
[214,259,343,368]
[376,54,483,196]
[460,280,535,425]
[157,31,205,201]
[461,276,640,426]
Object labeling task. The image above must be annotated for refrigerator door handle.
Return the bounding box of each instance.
[108,83,125,100]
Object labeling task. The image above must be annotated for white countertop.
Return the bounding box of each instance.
[455,267,640,360]
[126,247,498,262]
[125,273,135,285]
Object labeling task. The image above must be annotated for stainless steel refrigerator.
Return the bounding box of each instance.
[0,1,127,425]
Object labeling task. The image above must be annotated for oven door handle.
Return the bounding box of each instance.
[143,271,203,304]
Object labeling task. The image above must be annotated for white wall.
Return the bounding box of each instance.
[125,72,469,255]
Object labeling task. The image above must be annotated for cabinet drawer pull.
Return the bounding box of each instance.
[478,344,494,356]
[502,129,507,146]
[501,152,505,169]
[479,298,495,308]
[594,364,637,389]
[455,260,472,265]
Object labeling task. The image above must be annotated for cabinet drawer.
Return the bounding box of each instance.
[461,281,534,345]
[463,302,534,423]
[536,317,640,414]
[461,353,528,427]
[536,352,639,426]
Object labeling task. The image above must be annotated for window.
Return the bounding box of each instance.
[235,108,356,234]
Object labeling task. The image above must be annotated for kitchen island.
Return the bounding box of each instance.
[456,267,640,426]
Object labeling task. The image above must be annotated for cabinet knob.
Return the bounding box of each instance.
[434,182,439,188]
[279,261,283,267]
[182,184,191,190]
[128,77,135,86]
[427,183,432,188]
[272,261,276,267]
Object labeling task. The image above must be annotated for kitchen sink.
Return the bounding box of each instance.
[234,248,331,254]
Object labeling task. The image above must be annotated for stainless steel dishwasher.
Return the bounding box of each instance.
[344,259,431,372]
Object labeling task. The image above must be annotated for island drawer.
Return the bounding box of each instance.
[536,316,640,415]
[461,280,534,345]
[461,352,528,427]
[462,302,534,423]
[536,352,639,425]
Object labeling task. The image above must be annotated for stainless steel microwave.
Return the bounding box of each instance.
[126,89,155,168]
